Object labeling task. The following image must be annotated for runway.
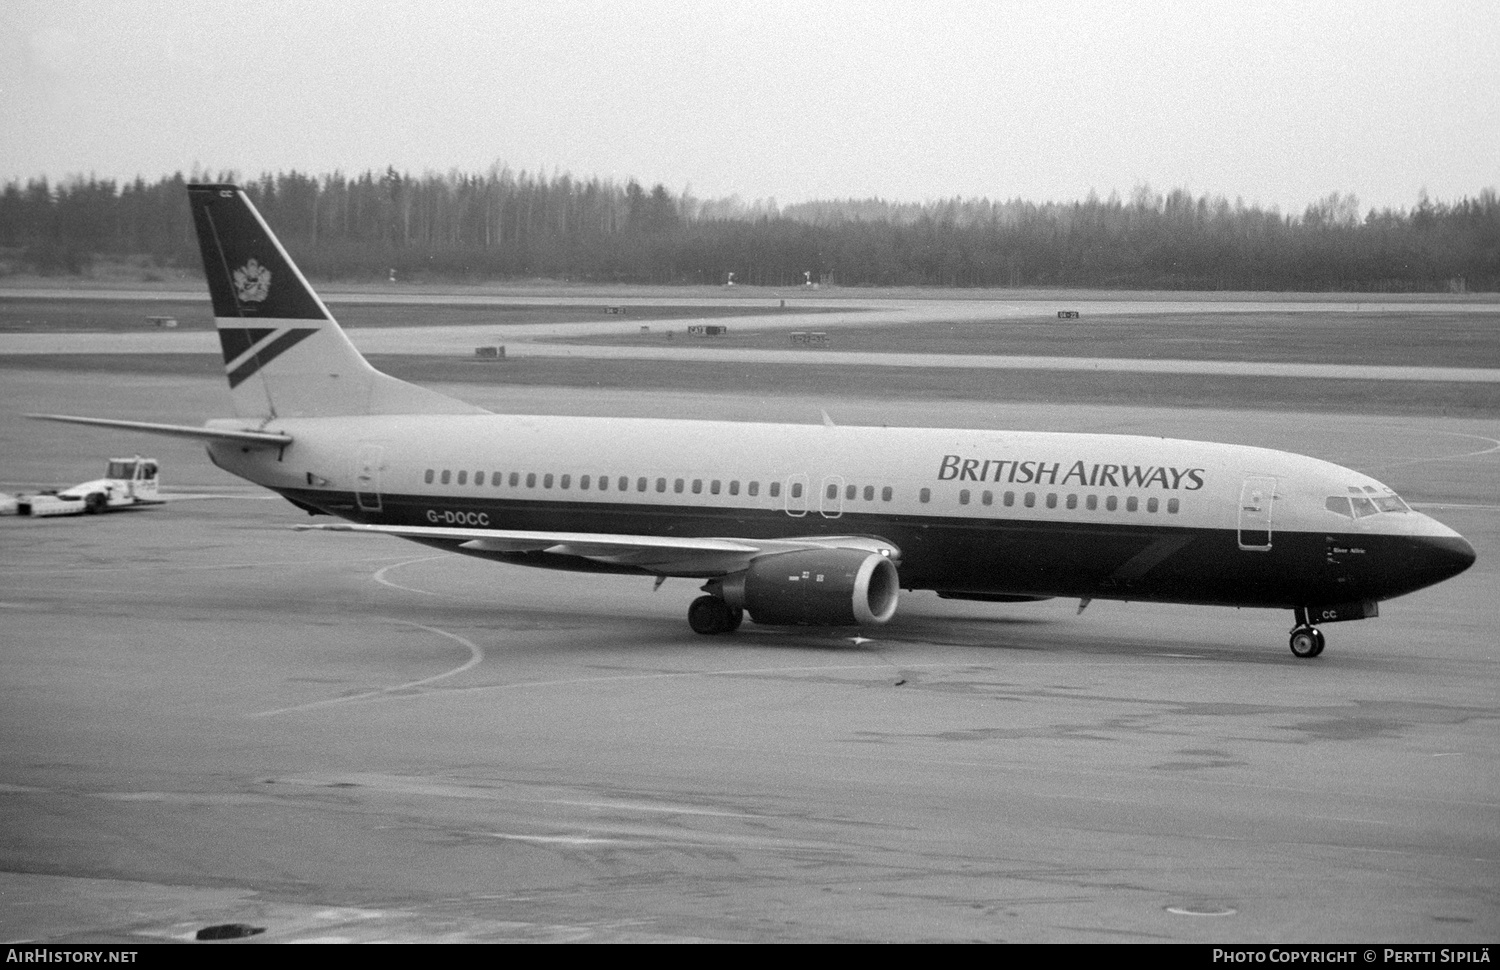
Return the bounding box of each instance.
[5,326,1498,384]
[1,369,1497,942]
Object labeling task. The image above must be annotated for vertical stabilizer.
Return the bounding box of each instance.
[187,184,484,419]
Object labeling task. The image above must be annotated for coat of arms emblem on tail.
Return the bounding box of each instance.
[233,259,271,302]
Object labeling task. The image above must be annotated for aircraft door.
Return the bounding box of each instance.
[820,475,845,519]
[1237,476,1276,551]
[355,444,384,513]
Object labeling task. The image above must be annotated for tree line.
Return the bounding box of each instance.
[1,167,1496,291]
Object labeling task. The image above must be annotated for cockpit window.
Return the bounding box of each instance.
[1332,486,1410,518]
[1325,496,1352,517]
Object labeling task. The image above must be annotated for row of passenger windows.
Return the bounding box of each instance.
[424,467,898,502]
[422,467,1180,514]
[926,487,1178,514]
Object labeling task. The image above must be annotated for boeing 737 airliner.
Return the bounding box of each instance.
[31,184,1476,657]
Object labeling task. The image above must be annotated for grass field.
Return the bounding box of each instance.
[5,293,1496,366]
[0,297,833,334]
[569,310,1500,368]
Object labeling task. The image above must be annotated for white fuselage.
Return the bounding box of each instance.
[206,412,1467,610]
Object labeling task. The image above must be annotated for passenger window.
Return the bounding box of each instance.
[526,473,536,488]
[882,486,892,502]
[543,473,554,488]
[635,477,645,491]
[1086,494,1097,510]
[1126,496,1138,512]
[1066,494,1077,510]
[493,472,502,486]
[959,489,970,505]
[580,475,590,490]
[692,479,702,494]
[864,486,874,501]
[982,490,993,506]
[441,470,451,485]
[791,482,803,499]
[457,471,467,485]
[826,483,838,500]
[749,481,760,497]
[769,482,780,498]
[674,478,685,493]
[920,488,931,503]
[1045,493,1057,509]
[1147,497,1158,513]
[711,480,721,495]
[560,474,570,489]
[509,472,519,487]
[1004,491,1015,507]
[846,484,857,501]
[1167,498,1179,514]
[1106,495,1117,511]
[729,481,740,496]
[474,471,484,485]
[424,469,434,484]
[656,478,666,493]
[1024,492,1035,508]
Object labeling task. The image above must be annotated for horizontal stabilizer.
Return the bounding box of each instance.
[27,414,292,446]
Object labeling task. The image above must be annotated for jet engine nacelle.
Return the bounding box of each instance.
[722,549,900,627]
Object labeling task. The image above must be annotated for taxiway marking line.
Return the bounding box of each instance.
[1413,503,1500,511]
[1358,428,1500,474]
[249,619,483,718]
[372,555,461,597]
[0,553,414,578]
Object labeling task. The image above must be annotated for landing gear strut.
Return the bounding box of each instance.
[688,595,744,635]
[1288,607,1325,658]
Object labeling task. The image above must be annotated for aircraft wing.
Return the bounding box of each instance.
[295,523,900,576]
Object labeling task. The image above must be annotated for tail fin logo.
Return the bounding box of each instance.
[233,259,272,303]
[219,326,318,388]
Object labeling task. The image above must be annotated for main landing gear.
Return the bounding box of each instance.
[689,595,744,635]
[1288,607,1325,658]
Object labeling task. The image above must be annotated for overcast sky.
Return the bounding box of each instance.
[2,0,1495,213]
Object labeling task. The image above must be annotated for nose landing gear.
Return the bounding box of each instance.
[1289,607,1325,658]
[1289,625,1325,658]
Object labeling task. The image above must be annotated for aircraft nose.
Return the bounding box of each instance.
[1410,534,1477,586]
